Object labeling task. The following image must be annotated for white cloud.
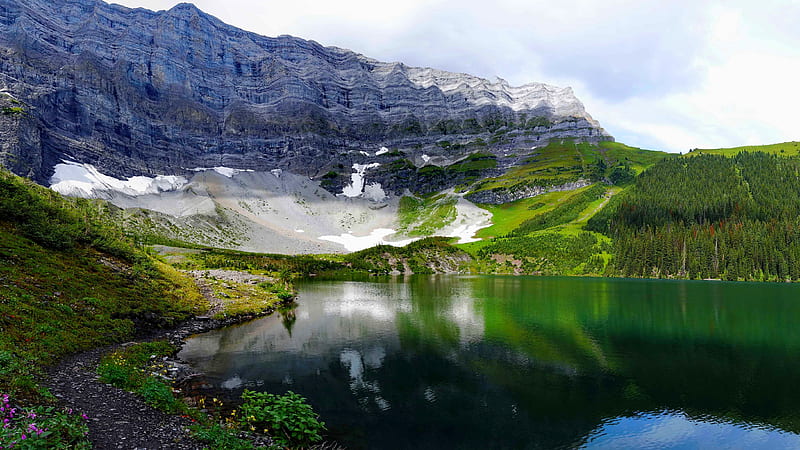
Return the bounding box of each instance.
[109,0,800,152]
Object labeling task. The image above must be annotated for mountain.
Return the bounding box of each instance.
[0,0,610,191]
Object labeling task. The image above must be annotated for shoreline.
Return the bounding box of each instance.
[45,300,287,449]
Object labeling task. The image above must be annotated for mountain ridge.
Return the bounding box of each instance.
[0,0,611,189]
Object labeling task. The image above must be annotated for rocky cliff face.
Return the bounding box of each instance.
[0,0,612,190]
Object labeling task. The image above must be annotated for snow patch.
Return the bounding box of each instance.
[360,151,371,156]
[271,169,282,178]
[421,154,431,164]
[319,228,419,252]
[50,161,187,198]
[295,229,305,233]
[446,223,486,244]
[341,163,380,198]
[375,147,389,156]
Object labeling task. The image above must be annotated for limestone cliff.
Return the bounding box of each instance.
[0,0,612,191]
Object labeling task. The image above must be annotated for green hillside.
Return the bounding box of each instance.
[588,151,800,281]
[0,169,206,401]
[467,140,672,198]
[458,141,669,275]
[687,141,800,157]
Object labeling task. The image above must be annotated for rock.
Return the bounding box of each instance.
[0,0,611,193]
[465,179,592,204]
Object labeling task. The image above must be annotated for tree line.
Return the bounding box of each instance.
[588,152,800,281]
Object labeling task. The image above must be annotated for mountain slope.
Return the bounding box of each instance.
[0,168,205,400]
[0,0,611,190]
[587,152,800,281]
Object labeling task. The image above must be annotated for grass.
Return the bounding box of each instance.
[472,187,594,239]
[509,184,607,236]
[0,168,206,403]
[0,225,206,400]
[468,140,671,196]
[576,141,674,174]
[397,194,458,236]
[686,141,800,157]
[459,183,621,275]
[97,341,188,413]
[197,274,294,320]
[471,141,585,193]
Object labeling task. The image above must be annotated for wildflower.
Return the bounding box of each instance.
[81,414,88,420]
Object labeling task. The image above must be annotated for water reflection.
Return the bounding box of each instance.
[179,276,800,449]
[581,411,800,449]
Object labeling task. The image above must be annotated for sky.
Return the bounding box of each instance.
[110,0,800,153]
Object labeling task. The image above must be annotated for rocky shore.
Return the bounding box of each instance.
[45,275,289,449]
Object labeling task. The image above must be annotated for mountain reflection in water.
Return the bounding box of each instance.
[179,276,800,449]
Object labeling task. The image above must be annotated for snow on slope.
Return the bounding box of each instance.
[319,228,419,252]
[48,161,491,253]
[50,161,187,198]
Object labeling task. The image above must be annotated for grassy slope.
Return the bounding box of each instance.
[687,141,800,157]
[460,184,614,275]
[469,140,672,195]
[0,170,206,400]
[175,236,472,276]
[459,142,672,275]
[397,194,458,236]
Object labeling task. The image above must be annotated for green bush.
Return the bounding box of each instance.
[239,390,325,448]
[190,423,255,450]
[96,360,139,389]
[137,377,180,413]
[97,341,185,413]
[0,394,90,449]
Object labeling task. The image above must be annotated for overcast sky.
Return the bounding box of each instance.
[111,0,800,153]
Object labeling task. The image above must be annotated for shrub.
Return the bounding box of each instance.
[96,341,185,414]
[190,423,255,450]
[0,394,90,449]
[137,378,180,413]
[239,390,325,448]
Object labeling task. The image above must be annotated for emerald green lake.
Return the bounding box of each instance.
[178,276,800,449]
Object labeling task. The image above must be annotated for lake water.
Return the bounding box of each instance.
[178,276,800,449]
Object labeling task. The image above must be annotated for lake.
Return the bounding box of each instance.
[178,276,800,449]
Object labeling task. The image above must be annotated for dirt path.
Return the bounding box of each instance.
[44,269,281,449]
[47,343,203,449]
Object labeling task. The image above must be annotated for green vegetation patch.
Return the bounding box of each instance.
[447,152,498,173]
[511,184,607,236]
[349,237,472,275]
[0,169,205,403]
[178,248,347,277]
[398,194,458,236]
[477,231,611,276]
[0,393,91,448]
[687,141,800,157]
[196,273,294,320]
[97,341,187,414]
[239,390,326,448]
[470,140,671,197]
[590,152,800,281]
